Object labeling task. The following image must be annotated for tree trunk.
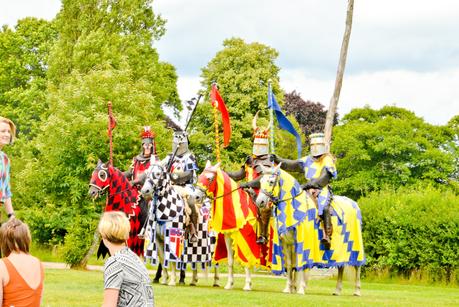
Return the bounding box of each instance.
[77,229,101,269]
[324,0,354,152]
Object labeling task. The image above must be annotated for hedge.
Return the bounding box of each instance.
[359,186,459,283]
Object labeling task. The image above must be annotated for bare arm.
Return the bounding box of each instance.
[3,197,14,217]
[0,260,6,304]
[0,278,3,306]
[102,288,120,307]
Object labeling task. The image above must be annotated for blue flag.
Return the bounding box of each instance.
[268,85,302,158]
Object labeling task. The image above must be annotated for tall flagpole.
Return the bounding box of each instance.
[268,79,275,154]
[211,83,221,163]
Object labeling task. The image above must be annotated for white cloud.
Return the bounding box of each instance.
[281,68,459,125]
[0,0,61,26]
[2,0,458,125]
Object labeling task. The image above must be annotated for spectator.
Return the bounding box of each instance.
[99,211,154,307]
[0,218,44,306]
[0,117,16,220]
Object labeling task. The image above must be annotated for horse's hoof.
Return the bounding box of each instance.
[243,286,252,291]
[213,283,220,287]
[332,291,341,296]
[189,283,196,286]
[353,291,361,297]
[152,279,160,284]
[168,282,176,287]
[224,283,233,290]
[282,288,290,294]
[297,288,305,295]
[179,281,185,286]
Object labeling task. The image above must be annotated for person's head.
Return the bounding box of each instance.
[140,126,156,158]
[172,130,189,156]
[98,211,130,245]
[0,218,31,257]
[309,132,327,157]
[0,117,16,148]
[252,112,269,156]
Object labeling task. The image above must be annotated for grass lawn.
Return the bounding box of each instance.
[42,268,459,307]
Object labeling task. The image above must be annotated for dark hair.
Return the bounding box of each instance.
[0,218,31,256]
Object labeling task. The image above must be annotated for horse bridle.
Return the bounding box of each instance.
[259,172,281,206]
[144,164,168,197]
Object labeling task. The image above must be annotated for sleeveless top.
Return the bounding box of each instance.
[2,258,44,307]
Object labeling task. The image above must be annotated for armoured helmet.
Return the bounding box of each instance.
[252,111,269,156]
[172,130,189,156]
[309,132,327,157]
[141,126,156,157]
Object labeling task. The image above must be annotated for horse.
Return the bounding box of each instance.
[255,164,313,294]
[88,160,148,257]
[197,161,261,291]
[256,164,365,296]
[141,161,218,286]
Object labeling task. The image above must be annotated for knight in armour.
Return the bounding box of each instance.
[124,126,159,189]
[226,112,273,245]
[162,130,200,243]
[272,132,337,249]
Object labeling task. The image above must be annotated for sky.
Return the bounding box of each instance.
[2,0,459,125]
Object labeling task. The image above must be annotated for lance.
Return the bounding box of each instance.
[107,101,116,165]
[268,80,275,154]
[166,94,202,172]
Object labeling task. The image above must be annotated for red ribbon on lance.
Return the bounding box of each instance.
[211,84,231,147]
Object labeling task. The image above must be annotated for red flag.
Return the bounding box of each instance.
[211,84,231,147]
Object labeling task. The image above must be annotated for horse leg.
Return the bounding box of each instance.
[179,268,186,285]
[224,235,234,290]
[168,265,177,286]
[354,266,361,296]
[333,266,344,295]
[190,268,198,286]
[153,264,162,283]
[297,269,309,295]
[282,241,293,293]
[242,265,252,291]
[212,264,220,287]
[157,241,169,285]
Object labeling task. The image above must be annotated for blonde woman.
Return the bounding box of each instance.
[0,218,44,306]
[0,117,16,219]
[99,211,154,307]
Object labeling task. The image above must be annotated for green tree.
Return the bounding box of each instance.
[15,0,179,266]
[0,18,57,138]
[192,37,303,169]
[331,106,457,199]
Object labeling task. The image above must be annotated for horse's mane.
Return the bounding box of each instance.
[212,167,249,202]
[105,164,138,208]
[277,169,303,200]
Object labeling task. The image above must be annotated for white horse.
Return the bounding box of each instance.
[255,164,310,294]
[141,162,218,287]
[197,161,261,291]
[256,164,365,296]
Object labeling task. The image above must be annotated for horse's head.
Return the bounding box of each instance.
[197,160,220,196]
[255,163,282,209]
[141,161,168,198]
[88,159,110,199]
